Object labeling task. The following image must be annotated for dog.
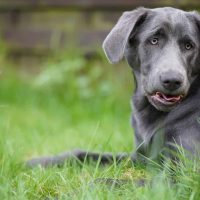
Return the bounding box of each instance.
[27,7,200,167]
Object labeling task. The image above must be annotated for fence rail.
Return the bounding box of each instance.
[1,0,200,67]
[0,0,200,10]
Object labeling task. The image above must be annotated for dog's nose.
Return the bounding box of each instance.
[160,71,183,91]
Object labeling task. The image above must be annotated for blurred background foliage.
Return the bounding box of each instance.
[0,35,134,156]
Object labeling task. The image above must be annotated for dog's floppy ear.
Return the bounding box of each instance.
[189,11,200,73]
[102,7,148,64]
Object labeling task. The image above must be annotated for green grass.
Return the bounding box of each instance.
[0,56,200,199]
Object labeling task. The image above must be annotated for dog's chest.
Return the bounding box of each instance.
[132,106,166,158]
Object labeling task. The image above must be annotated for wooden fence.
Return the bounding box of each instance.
[0,0,200,66]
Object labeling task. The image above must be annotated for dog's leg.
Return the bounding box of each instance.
[26,150,131,168]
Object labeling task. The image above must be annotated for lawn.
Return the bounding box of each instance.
[0,54,200,199]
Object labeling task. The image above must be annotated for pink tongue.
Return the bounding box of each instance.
[161,93,181,102]
[156,92,181,102]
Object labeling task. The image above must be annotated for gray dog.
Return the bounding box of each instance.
[27,7,200,167]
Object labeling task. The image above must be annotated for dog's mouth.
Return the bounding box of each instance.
[151,92,184,106]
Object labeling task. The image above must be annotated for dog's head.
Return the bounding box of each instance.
[103,7,200,112]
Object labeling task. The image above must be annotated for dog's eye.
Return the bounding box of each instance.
[150,38,159,45]
[185,43,193,50]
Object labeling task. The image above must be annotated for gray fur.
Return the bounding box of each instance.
[27,7,200,167]
[114,7,200,160]
[102,7,148,63]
